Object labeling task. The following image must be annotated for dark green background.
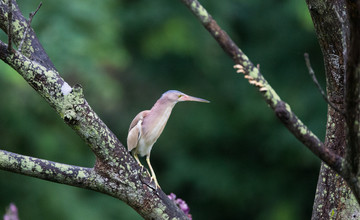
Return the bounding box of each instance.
[0,0,326,219]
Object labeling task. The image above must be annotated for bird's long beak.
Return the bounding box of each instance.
[179,95,210,103]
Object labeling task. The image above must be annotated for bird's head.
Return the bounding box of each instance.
[162,90,210,103]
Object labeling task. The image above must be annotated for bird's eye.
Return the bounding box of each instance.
[178,95,183,98]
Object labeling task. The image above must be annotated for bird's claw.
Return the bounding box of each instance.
[150,176,161,189]
[137,164,151,177]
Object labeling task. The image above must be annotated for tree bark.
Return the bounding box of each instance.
[306,0,360,219]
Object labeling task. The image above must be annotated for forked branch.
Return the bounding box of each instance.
[0,1,189,219]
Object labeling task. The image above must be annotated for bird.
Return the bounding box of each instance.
[127,90,209,188]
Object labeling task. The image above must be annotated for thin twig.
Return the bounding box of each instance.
[30,2,42,20]
[19,2,42,52]
[7,0,12,51]
[304,53,344,115]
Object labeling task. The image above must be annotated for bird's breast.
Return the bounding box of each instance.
[137,106,173,156]
[146,108,172,139]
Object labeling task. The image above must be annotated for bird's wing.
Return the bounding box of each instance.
[127,110,149,152]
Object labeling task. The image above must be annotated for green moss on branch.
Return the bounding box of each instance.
[0,149,91,186]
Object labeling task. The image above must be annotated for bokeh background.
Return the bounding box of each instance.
[0,0,326,219]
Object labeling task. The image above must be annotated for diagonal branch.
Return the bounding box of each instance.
[180,0,347,177]
[0,149,92,187]
[0,1,189,219]
[0,40,189,219]
[0,41,123,165]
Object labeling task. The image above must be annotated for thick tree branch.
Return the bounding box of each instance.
[0,41,120,164]
[0,146,187,219]
[0,37,188,220]
[0,1,189,219]
[180,0,346,176]
[0,149,92,186]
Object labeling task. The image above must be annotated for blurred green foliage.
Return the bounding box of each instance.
[0,0,327,219]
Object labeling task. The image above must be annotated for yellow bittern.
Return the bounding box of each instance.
[127,90,209,188]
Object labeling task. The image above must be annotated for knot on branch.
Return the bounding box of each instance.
[275,101,291,121]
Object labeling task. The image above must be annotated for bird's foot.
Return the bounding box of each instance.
[150,176,161,189]
[133,154,146,173]
[145,155,160,189]
[138,164,151,177]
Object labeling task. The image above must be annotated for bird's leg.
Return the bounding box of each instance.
[134,154,143,170]
[146,154,160,189]
[132,150,145,172]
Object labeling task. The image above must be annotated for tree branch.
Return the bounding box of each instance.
[0,1,189,219]
[0,0,55,70]
[18,1,42,52]
[0,41,118,163]
[0,36,189,220]
[0,149,92,186]
[180,0,346,176]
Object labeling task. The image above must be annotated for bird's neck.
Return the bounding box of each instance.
[146,98,177,130]
[151,98,176,116]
